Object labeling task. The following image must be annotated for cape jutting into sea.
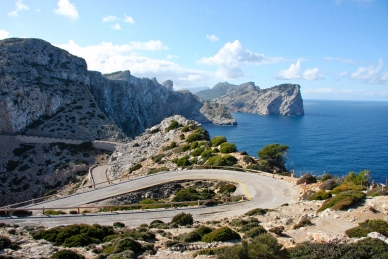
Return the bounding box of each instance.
[202,100,388,184]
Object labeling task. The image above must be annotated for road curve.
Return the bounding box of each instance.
[0,170,299,228]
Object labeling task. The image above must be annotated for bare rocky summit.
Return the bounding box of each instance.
[196,81,304,116]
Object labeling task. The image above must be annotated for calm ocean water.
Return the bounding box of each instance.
[202,100,388,184]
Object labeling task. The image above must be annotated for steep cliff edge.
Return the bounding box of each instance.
[89,71,236,137]
[0,38,235,140]
[196,82,304,116]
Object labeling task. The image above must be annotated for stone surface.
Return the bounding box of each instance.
[196,81,304,116]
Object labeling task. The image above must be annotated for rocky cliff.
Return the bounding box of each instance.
[196,82,304,116]
[0,38,235,140]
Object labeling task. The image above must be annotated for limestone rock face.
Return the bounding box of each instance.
[0,38,235,139]
[196,82,304,116]
[89,71,236,137]
[0,38,127,140]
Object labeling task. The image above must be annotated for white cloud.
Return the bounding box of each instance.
[55,40,212,89]
[54,0,79,20]
[198,40,282,79]
[381,70,388,84]
[350,58,383,83]
[124,15,135,24]
[277,60,322,80]
[166,54,178,60]
[206,34,219,42]
[0,30,11,40]
[102,15,118,22]
[324,57,357,64]
[35,8,41,12]
[112,23,121,30]
[8,0,28,17]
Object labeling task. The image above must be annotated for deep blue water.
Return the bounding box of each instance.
[202,100,388,184]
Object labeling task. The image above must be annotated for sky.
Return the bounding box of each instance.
[1,0,388,101]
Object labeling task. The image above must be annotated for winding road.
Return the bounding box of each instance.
[0,170,299,228]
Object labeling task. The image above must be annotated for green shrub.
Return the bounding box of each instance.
[219,183,236,193]
[317,190,366,212]
[51,250,85,259]
[171,213,193,226]
[345,219,388,238]
[44,210,67,215]
[296,174,317,185]
[181,125,191,132]
[149,220,164,228]
[202,227,240,242]
[191,147,205,156]
[244,208,270,216]
[311,190,332,200]
[113,222,125,228]
[367,186,388,197]
[133,143,140,147]
[186,127,210,143]
[0,236,19,250]
[219,142,237,153]
[211,136,227,146]
[139,198,157,204]
[129,163,142,173]
[243,156,255,164]
[194,226,214,236]
[172,188,213,202]
[113,237,143,253]
[150,127,160,134]
[200,149,213,161]
[151,154,165,163]
[179,231,201,242]
[293,218,313,229]
[172,144,190,153]
[148,167,169,174]
[205,155,237,166]
[10,210,32,217]
[44,189,57,197]
[321,173,333,181]
[175,155,191,167]
[244,226,267,238]
[62,234,100,247]
[331,183,365,194]
[180,134,185,140]
[344,170,371,186]
[190,141,199,149]
[166,120,180,131]
[269,226,285,236]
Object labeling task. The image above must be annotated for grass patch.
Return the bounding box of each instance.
[317,191,366,213]
[345,219,388,238]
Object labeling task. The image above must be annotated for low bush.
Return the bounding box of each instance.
[244,226,267,238]
[171,213,193,226]
[218,183,236,193]
[211,136,227,146]
[175,155,191,167]
[51,249,84,259]
[149,220,164,228]
[151,154,165,163]
[166,120,180,131]
[113,222,125,228]
[243,155,255,164]
[44,210,67,215]
[148,167,169,175]
[112,237,143,254]
[317,191,366,212]
[62,234,100,247]
[311,190,332,200]
[10,210,32,217]
[186,127,210,143]
[150,127,160,134]
[172,144,190,153]
[202,227,240,242]
[345,219,388,238]
[191,147,205,156]
[331,183,365,194]
[244,208,270,216]
[179,231,201,242]
[129,163,142,173]
[219,142,237,153]
[194,226,214,236]
[296,174,317,185]
[366,186,387,197]
[44,189,57,197]
[0,236,19,250]
[293,218,313,229]
[269,226,285,236]
[205,155,237,166]
[200,149,213,161]
[320,173,333,181]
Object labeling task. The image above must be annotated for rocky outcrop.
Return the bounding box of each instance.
[0,38,236,140]
[0,38,127,141]
[196,82,304,116]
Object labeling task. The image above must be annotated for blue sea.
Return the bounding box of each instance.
[202,100,388,184]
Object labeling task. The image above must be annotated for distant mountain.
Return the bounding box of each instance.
[177,86,210,94]
[195,82,304,116]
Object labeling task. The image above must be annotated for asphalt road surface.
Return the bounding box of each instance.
[0,170,299,228]
[91,164,109,187]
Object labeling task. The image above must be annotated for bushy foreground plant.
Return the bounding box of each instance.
[310,190,332,200]
[186,127,210,143]
[31,224,114,247]
[211,136,227,146]
[172,187,214,202]
[219,142,237,153]
[345,219,388,238]
[171,213,193,226]
[244,208,271,216]
[317,191,366,212]
[202,227,240,242]
[205,155,237,166]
